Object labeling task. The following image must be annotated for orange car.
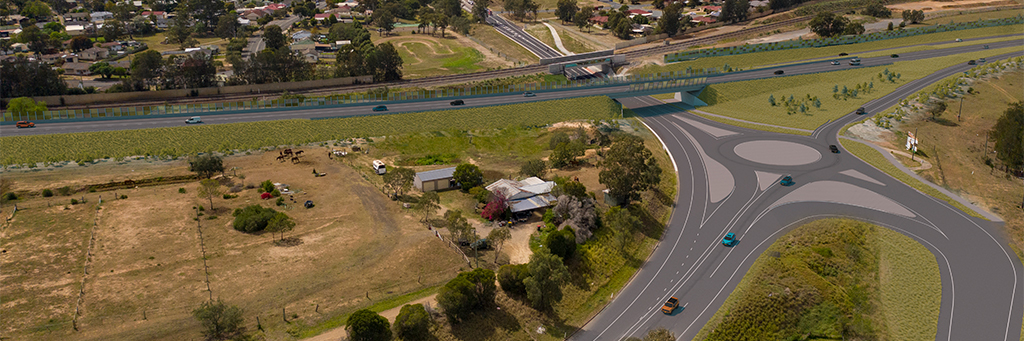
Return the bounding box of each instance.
[662,296,679,314]
[16,121,35,128]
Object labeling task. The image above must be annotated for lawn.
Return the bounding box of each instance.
[632,24,1023,76]
[691,45,1021,131]
[692,218,941,341]
[379,35,488,78]
[469,23,542,64]
[526,24,558,53]
[133,32,229,54]
[553,25,597,54]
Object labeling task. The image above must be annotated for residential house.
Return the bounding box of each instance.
[701,5,721,12]
[39,53,66,64]
[90,11,114,22]
[626,9,652,18]
[79,47,109,60]
[10,43,28,53]
[237,17,252,26]
[65,12,91,22]
[413,167,457,192]
[589,16,609,28]
[140,11,168,19]
[691,16,716,25]
[65,24,86,36]
[313,13,331,22]
[749,0,768,7]
[265,3,288,11]
[243,9,269,21]
[336,5,352,16]
[62,62,92,75]
[292,30,312,41]
[485,177,558,213]
[155,18,171,29]
[302,51,319,62]
[290,39,316,55]
[100,41,123,52]
[0,26,19,38]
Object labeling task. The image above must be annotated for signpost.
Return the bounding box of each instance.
[906,130,919,161]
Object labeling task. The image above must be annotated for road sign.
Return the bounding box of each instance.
[906,132,918,152]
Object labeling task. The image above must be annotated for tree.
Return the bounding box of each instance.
[215,14,239,38]
[902,9,924,24]
[17,25,52,55]
[599,134,662,204]
[266,212,296,240]
[393,304,431,341]
[929,101,947,120]
[415,191,441,226]
[189,155,225,179]
[366,42,403,81]
[611,13,632,39]
[653,0,665,10]
[472,0,490,22]
[573,6,593,32]
[165,54,217,89]
[543,227,576,260]
[88,61,113,79]
[437,276,477,321]
[488,226,511,263]
[433,13,450,37]
[550,141,585,168]
[555,180,587,199]
[6,97,47,114]
[347,309,392,341]
[605,206,641,251]
[19,0,51,19]
[862,1,891,18]
[523,248,569,309]
[375,9,396,35]
[1,56,65,97]
[167,14,199,49]
[498,263,530,296]
[437,0,463,18]
[992,102,1023,170]
[264,25,286,50]
[842,21,865,35]
[657,3,681,36]
[721,0,748,22]
[520,159,547,178]
[130,49,165,90]
[192,299,245,340]
[69,36,92,52]
[444,209,477,244]
[232,205,279,232]
[187,0,227,31]
[450,15,472,35]
[809,12,849,38]
[555,0,578,23]
[887,21,894,31]
[383,167,416,197]
[197,179,222,211]
[101,19,125,42]
[453,163,483,190]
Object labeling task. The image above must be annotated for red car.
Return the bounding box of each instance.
[16,121,35,128]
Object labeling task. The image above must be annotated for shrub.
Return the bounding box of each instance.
[223,194,238,199]
[437,268,496,322]
[192,299,245,340]
[271,189,281,197]
[57,186,72,196]
[276,197,285,206]
[542,208,555,224]
[4,192,17,201]
[393,304,431,341]
[71,198,79,205]
[519,159,547,178]
[468,186,490,204]
[260,180,275,193]
[543,227,577,260]
[498,264,530,296]
[179,188,187,194]
[347,309,391,341]
[42,189,54,197]
[232,205,279,233]
[452,164,482,190]
[119,194,128,199]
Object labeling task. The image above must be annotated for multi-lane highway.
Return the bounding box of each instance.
[3,38,1023,341]
[486,14,564,59]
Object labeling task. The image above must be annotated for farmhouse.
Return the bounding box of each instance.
[485,177,557,213]
[414,167,457,192]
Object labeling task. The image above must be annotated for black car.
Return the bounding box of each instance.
[839,52,849,56]
[855,107,866,114]
[304,200,315,208]
[774,70,784,75]
[829,145,839,153]
[967,60,976,65]
[450,99,465,106]
[891,54,899,58]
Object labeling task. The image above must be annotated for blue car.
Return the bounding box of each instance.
[780,175,795,186]
[372,105,388,112]
[722,232,737,246]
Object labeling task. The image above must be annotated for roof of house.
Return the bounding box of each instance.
[627,9,651,14]
[63,62,91,70]
[416,167,457,182]
[692,16,716,22]
[589,16,608,23]
[510,194,557,212]
[486,177,555,201]
[702,5,722,11]
[314,13,330,19]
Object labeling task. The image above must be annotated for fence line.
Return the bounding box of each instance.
[433,230,473,267]
[195,206,214,301]
[72,200,101,331]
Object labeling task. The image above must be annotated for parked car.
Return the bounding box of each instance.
[855,107,866,115]
[780,175,795,186]
[470,238,490,250]
[829,145,839,153]
[450,99,465,106]
[774,70,784,75]
[184,116,202,124]
[968,60,977,65]
[304,200,315,208]
[372,105,388,112]
[15,120,35,128]
[523,91,536,97]
[662,297,680,314]
[839,52,849,56]
[830,60,840,65]
[722,232,737,246]
[891,54,900,58]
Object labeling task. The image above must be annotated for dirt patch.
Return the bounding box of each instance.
[887,0,1012,11]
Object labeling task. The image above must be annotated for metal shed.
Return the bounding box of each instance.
[414,167,457,192]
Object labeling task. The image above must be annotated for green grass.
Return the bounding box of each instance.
[526,25,558,53]
[552,25,595,54]
[633,25,1023,76]
[0,97,618,167]
[838,138,985,219]
[693,218,940,341]
[390,38,486,78]
[293,285,441,338]
[470,23,541,64]
[692,45,1021,131]
[928,9,1024,25]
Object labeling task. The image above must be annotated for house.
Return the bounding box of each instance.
[626,9,652,17]
[10,43,28,53]
[691,16,716,24]
[243,9,269,21]
[302,51,319,62]
[39,53,65,64]
[289,39,316,54]
[413,167,457,192]
[485,177,558,213]
[79,47,109,60]
[0,26,19,38]
[313,13,331,21]
[62,62,92,75]
[155,18,170,29]
[589,16,609,26]
[140,11,168,19]
[292,30,312,40]
[66,12,91,22]
[237,17,252,26]
[91,11,114,22]
[701,5,721,12]
[100,41,123,51]
[336,5,352,16]
[749,0,768,7]
[65,24,86,36]
[265,3,287,11]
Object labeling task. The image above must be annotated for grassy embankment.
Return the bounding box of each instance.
[385,36,488,78]
[694,218,941,341]
[469,23,541,64]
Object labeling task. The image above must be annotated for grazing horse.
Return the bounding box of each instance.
[277,155,287,162]
[283,149,294,156]
[291,156,300,163]
[294,150,304,156]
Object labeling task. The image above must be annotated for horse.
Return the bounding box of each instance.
[283,149,294,156]
[291,156,300,163]
[294,150,304,156]
[276,155,287,162]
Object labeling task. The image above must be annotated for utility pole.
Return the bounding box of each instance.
[957,96,963,122]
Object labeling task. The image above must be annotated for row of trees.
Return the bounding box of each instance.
[808,12,865,38]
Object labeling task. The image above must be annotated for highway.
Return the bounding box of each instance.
[485,14,563,59]
[3,38,1023,341]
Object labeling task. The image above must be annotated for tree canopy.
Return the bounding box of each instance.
[992,101,1023,170]
[809,12,850,38]
[232,205,280,233]
[189,155,225,179]
[393,304,431,341]
[599,134,663,204]
[347,309,392,341]
[383,167,416,197]
[192,299,245,340]
[555,0,578,23]
[453,163,483,190]
[523,248,570,309]
[438,268,496,321]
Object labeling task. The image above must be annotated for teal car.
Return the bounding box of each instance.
[722,233,737,246]
[780,175,795,186]
[372,105,388,112]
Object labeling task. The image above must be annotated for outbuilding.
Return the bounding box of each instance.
[414,167,457,192]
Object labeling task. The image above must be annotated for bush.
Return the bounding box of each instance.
[271,189,281,197]
[347,309,392,341]
[549,131,570,149]
[192,299,245,340]
[179,187,187,193]
[223,194,238,199]
[71,198,79,205]
[498,264,530,296]
[519,159,547,178]
[542,208,555,224]
[119,194,127,199]
[276,197,285,206]
[57,186,72,196]
[4,192,17,201]
[260,180,275,193]
[468,186,490,204]
[393,304,431,341]
[543,228,577,260]
[232,205,279,233]
[438,268,496,322]
[453,164,483,190]
[42,189,54,197]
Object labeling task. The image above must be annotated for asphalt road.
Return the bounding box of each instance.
[3,34,1022,341]
[485,14,563,59]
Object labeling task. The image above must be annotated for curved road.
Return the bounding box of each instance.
[2,38,1022,341]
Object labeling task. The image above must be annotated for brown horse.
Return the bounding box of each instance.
[276,155,287,162]
[294,150,304,156]
[283,149,294,156]
[291,156,300,163]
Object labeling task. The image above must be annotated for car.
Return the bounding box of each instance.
[955,38,963,42]
[891,54,899,58]
[304,200,315,208]
[372,105,388,112]
[722,232,737,246]
[184,116,202,124]
[780,175,795,186]
[983,44,989,49]
[774,70,784,75]
[968,60,977,65]
[450,99,465,106]
[662,297,680,314]
[523,91,536,97]
[839,52,849,56]
[855,107,866,114]
[979,57,986,63]
[849,58,861,66]
[829,145,839,153]
[830,60,840,65]
[15,120,35,128]
[470,238,490,250]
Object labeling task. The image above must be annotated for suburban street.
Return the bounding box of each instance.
[3,38,1023,341]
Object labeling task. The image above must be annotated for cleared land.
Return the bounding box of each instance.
[693,218,941,341]
[376,33,509,78]
[468,23,541,64]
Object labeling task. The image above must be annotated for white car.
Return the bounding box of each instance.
[185,116,203,124]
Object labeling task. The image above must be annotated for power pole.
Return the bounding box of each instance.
[957,96,963,122]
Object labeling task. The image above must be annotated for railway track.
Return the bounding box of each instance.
[48,16,810,110]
